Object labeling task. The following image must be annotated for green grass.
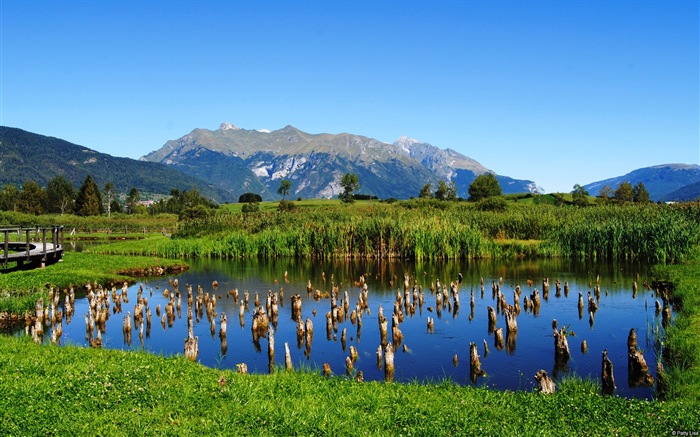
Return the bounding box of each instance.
[0,252,187,313]
[0,335,697,436]
[653,259,700,403]
[91,202,700,263]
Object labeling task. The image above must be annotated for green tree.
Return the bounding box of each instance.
[104,182,115,218]
[0,184,19,212]
[126,187,140,213]
[614,181,634,203]
[17,180,46,215]
[46,175,76,215]
[632,182,650,203]
[598,184,614,205]
[110,199,123,214]
[419,183,433,199]
[277,179,292,200]
[571,184,589,207]
[75,175,104,216]
[434,180,458,201]
[468,173,502,201]
[239,193,262,203]
[339,173,359,203]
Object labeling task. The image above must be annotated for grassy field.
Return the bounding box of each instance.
[0,334,697,436]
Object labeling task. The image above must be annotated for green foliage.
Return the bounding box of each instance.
[0,126,229,202]
[614,181,634,203]
[468,173,502,201]
[46,175,76,215]
[598,184,614,204]
[277,179,292,199]
[571,184,589,207]
[239,192,263,203]
[126,187,140,213]
[419,183,433,198]
[277,199,296,212]
[149,188,218,216]
[434,180,457,201]
[633,181,651,203]
[17,180,46,215]
[75,175,103,216]
[476,195,507,212]
[241,202,260,213]
[340,173,359,203]
[0,184,19,212]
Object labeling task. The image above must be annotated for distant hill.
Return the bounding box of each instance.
[0,126,229,201]
[142,123,537,200]
[583,164,700,202]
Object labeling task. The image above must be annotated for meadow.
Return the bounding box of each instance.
[1,199,699,435]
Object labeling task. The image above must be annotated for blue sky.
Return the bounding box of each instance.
[2,0,698,193]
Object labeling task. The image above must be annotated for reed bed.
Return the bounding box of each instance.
[95,202,697,263]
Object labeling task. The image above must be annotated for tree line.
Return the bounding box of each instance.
[0,175,216,218]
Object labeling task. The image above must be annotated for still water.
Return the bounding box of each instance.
[46,257,664,399]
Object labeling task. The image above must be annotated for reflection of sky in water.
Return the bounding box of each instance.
[49,258,665,399]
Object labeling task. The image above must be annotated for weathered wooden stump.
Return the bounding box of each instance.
[534,369,556,394]
[494,327,504,350]
[384,343,395,382]
[469,342,486,383]
[284,342,293,371]
[601,349,615,395]
[487,306,497,333]
[628,346,654,387]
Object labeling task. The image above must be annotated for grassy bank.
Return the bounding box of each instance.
[0,252,187,313]
[0,335,697,436]
[653,257,700,403]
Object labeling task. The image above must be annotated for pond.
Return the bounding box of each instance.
[28,257,667,399]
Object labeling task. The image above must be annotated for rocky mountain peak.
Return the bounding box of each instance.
[219,122,240,131]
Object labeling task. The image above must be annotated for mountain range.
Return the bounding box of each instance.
[141,122,537,200]
[583,164,700,202]
[0,126,228,201]
[2,124,698,203]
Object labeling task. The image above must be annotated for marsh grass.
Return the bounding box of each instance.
[92,202,700,263]
[0,334,697,436]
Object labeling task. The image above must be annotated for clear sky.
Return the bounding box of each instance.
[2,0,698,193]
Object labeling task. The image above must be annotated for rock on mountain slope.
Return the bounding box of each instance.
[0,126,229,201]
[142,123,537,200]
[583,164,700,202]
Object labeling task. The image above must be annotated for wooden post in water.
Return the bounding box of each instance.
[601,349,615,395]
[284,342,293,371]
[384,343,395,382]
[469,342,486,383]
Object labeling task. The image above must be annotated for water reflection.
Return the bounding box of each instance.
[25,257,667,399]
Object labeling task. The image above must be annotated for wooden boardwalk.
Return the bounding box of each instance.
[1,226,64,270]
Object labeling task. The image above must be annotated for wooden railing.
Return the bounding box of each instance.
[0,226,64,268]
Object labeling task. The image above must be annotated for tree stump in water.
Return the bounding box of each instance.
[284,342,293,371]
[601,349,616,395]
[487,306,497,333]
[627,328,637,350]
[628,346,654,387]
[534,369,556,394]
[469,342,486,384]
[384,343,395,382]
[494,328,504,350]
